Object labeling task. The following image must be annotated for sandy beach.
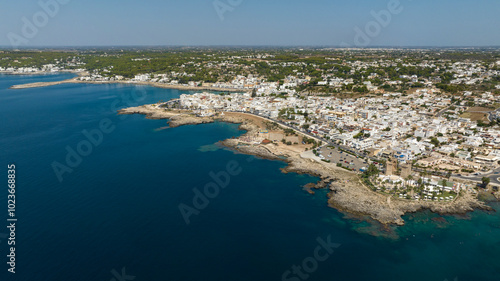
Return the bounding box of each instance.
[118,104,493,225]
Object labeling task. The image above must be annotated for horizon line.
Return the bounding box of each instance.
[2,45,500,50]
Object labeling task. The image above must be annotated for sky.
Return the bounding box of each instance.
[1,0,499,47]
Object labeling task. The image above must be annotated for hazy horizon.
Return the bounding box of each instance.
[3,45,500,49]
[2,0,500,48]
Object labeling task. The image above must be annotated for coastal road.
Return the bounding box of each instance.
[435,106,451,117]
[228,111,328,144]
[458,167,500,186]
[198,108,500,186]
[488,108,500,122]
[227,111,378,163]
[414,165,500,187]
[236,111,500,188]
[247,111,500,184]
[267,113,500,185]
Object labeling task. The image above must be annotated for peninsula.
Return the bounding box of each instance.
[118,102,493,225]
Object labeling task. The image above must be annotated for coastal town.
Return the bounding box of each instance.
[4,48,500,224]
[5,1,500,280]
[172,86,500,200]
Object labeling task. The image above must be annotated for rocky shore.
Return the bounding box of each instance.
[8,72,249,92]
[118,104,493,226]
[118,105,255,128]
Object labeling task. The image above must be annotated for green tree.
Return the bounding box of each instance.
[482,177,491,187]
[430,137,440,147]
[364,164,380,177]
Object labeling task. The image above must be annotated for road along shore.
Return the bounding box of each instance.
[118,104,493,226]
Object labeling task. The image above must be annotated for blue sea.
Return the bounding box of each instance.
[0,74,499,281]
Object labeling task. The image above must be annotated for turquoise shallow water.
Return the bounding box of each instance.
[0,74,499,281]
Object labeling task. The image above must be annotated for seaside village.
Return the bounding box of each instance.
[175,88,500,202]
[3,54,500,201]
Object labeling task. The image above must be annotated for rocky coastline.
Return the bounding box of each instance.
[118,104,494,226]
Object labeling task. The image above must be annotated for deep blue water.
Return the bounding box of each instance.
[0,74,499,281]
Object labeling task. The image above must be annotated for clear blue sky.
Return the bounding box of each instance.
[1,0,499,47]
